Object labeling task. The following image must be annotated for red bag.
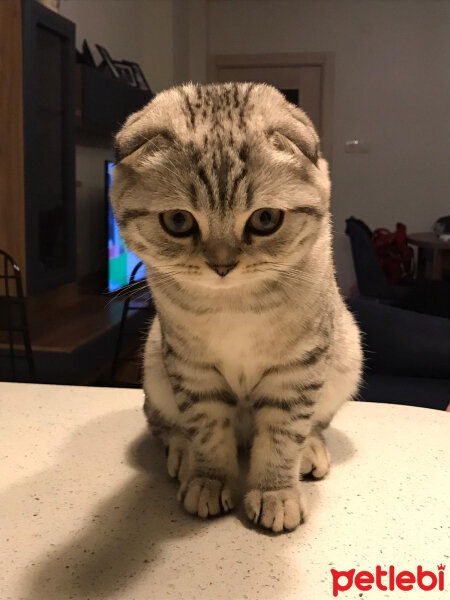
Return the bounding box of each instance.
[372,223,414,284]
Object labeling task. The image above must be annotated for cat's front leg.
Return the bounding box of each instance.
[245,392,316,532]
[176,390,239,518]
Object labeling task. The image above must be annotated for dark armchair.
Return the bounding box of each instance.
[345,217,450,410]
[347,296,450,411]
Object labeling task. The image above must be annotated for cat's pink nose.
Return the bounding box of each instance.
[207,262,238,277]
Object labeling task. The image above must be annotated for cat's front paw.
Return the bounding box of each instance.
[178,477,236,518]
[245,486,307,532]
[300,435,331,479]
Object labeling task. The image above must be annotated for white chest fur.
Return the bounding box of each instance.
[187,311,279,400]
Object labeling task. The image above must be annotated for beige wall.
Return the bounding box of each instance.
[139,0,176,92]
[207,0,450,292]
[60,0,143,73]
[60,0,191,96]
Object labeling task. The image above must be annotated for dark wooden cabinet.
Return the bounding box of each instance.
[0,0,152,295]
[0,0,76,294]
[22,0,76,293]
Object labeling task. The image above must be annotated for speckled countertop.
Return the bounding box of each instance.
[0,382,448,600]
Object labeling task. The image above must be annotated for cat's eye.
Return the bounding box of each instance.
[159,210,197,237]
[246,208,284,236]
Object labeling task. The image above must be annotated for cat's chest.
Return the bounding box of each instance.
[195,313,274,398]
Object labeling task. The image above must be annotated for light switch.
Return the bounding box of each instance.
[345,140,369,154]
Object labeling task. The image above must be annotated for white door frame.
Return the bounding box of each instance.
[208,52,335,161]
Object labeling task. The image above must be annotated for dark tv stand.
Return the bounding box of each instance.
[24,274,149,384]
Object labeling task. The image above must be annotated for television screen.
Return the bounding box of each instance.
[106,161,145,292]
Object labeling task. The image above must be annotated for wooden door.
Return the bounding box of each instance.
[208,53,334,161]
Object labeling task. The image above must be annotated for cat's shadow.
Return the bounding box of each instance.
[325,425,356,466]
[17,412,355,598]
[18,411,213,600]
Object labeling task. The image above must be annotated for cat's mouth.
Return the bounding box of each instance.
[176,267,271,291]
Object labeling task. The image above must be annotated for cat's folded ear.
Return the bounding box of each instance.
[262,94,320,167]
[268,109,320,167]
[114,106,175,165]
[286,104,321,165]
[267,127,320,166]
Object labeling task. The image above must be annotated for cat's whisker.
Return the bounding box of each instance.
[111,281,148,298]
[258,265,323,289]
[105,279,147,300]
[104,282,150,308]
[267,264,324,287]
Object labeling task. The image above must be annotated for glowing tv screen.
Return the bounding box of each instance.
[106,161,145,292]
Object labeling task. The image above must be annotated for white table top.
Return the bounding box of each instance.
[0,382,449,600]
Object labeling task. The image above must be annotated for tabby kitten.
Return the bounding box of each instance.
[111,83,362,532]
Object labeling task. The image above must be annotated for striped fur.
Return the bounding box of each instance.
[111,83,362,532]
